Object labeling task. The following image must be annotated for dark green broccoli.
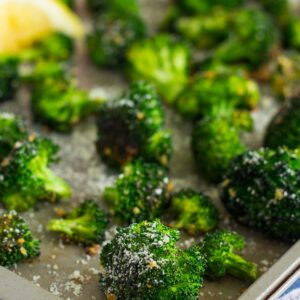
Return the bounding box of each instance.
[0,211,40,267]
[87,14,146,68]
[285,19,300,50]
[191,110,252,182]
[201,230,258,282]
[0,113,28,161]
[0,137,72,212]
[103,160,172,223]
[96,81,172,167]
[0,55,19,102]
[265,99,300,149]
[170,189,219,235]
[214,8,278,69]
[47,199,108,245]
[222,148,300,242]
[126,34,190,104]
[176,69,260,119]
[271,53,300,100]
[100,219,206,300]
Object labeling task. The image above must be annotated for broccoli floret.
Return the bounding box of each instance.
[285,19,300,50]
[265,99,300,149]
[201,230,258,282]
[87,14,146,68]
[47,199,108,245]
[100,219,206,300]
[96,81,172,167]
[0,211,40,267]
[170,189,219,235]
[103,160,172,223]
[222,148,300,242]
[192,110,252,182]
[0,113,28,161]
[176,69,260,119]
[214,8,278,69]
[0,56,19,102]
[0,137,72,212]
[126,34,190,104]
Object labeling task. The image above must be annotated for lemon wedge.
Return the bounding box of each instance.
[0,0,84,54]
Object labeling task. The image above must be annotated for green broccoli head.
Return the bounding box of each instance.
[265,99,300,149]
[103,160,172,223]
[222,148,300,242]
[100,219,206,300]
[170,189,219,235]
[0,211,40,267]
[126,34,190,104]
[87,14,146,68]
[176,69,260,119]
[191,110,251,182]
[0,113,28,161]
[47,199,108,245]
[97,81,172,167]
[271,53,300,100]
[285,19,300,50]
[0,55,19,102]
[0,137,72,212]
[214,8,278,69]
[201,230,258,282]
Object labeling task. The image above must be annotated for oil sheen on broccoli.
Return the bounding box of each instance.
[0,211,40,267]
[97,81,172,167]
[47,200,108,245]
[170,189,219,235]
[201,230,258,282]
[0,137,72,212]
[104,160,172,223]
[126,34,190,103]
[100,219,206,300]
[222,148,300,242]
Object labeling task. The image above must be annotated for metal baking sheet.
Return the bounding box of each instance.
[0,0,296,299]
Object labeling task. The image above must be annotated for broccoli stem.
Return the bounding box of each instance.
[226,253,258,282]
[103,187,119,208]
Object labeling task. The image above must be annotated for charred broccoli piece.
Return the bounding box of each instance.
[192,110,252,182]
[0,211,40,267]
[87,14,146,68]
[100,219,206,300]
[265,99,300,149]
[222,148,300,242]
[0,137,71,212]
[103,160,172,223]
[126,34,190,104]
[0,113,28,161]
[176,69,260,119]
[0,56,19,102]
[201,230,258,282]
[214,8,278,69]
[170,189,219,235]
[47,200,108,245]
[96,81,172,167]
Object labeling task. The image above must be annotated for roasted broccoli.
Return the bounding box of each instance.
[100,219,206,300]
[126,34,190,104]
[0,137,72,212]
[192,110,252,182]
[170,189,219,235]
[87,14,146,68]
[222,148,300,242]
[96,81,172,167]
[0,113,27,161]
[176,69,260,119]
[201,230,258,282]
[265,99,300,149]
[214,8,278,69]
[0,56,19,102]
[0,211,40,267]
[103,160,172,223]
[47,199,108,245]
